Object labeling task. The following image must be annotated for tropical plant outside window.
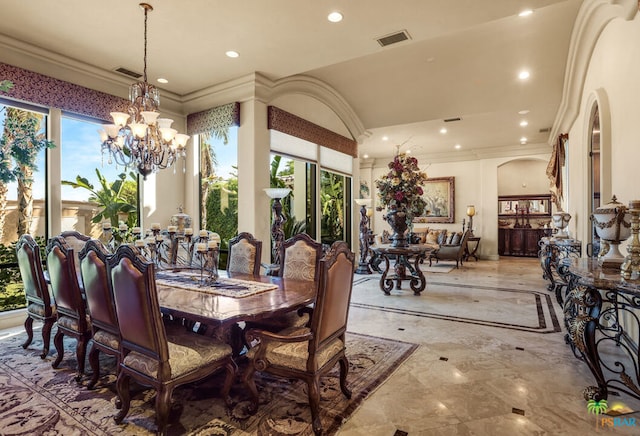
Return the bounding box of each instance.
[320,169,352,246]
[0,102,51,312]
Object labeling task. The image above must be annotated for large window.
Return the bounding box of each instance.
[200,127,239,251]
[320,169,352,246]
[0,101,48,312]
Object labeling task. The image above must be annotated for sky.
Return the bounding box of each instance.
[1,105,238,202]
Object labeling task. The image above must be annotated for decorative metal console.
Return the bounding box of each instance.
[564,258,640,403]
[538,237,582,305]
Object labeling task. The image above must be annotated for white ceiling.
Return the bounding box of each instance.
[0,0,582,160]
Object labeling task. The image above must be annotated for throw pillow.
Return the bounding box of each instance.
[437,231,448,245]
[451,232,462,245]
[446,233,455,245]
[425,230,440,245]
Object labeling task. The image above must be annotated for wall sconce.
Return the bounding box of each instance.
[354,198,372,274]
[264,187,292,265]
[466,205,476,236]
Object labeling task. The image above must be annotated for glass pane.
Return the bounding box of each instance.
[321,169,349,246]
[201,126,238,267]
[0,103,48,312]
[61,115,139,237]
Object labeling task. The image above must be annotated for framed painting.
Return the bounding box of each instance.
[413,176,455,223]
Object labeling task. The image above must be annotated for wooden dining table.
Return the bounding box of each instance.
[154,269,317,352]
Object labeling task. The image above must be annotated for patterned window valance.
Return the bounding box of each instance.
[187,102,240,136]
[0,62,128,121]
[267,106,357,158]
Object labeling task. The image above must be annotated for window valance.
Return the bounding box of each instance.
[187,102,240,136]
[0,62,128,121]
[267,106,357,158]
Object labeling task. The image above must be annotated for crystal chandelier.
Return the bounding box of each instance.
[98,2,189,180]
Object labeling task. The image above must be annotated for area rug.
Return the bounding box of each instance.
[0,330,417,435]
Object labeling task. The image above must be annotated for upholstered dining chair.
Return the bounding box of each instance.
[109,244,236,434]
[226,231,262,275]
[243,241,355,435]
[46,236,92,381]
[59,230,91,277]
[16,234,56,359]
[245,233,323,333]
[78,239,120,390]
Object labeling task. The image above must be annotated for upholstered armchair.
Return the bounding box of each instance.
[243,241,355,435]
[79,239,120,390]
[46,236,92,381]
[16,234,56,359]
[227,232,262,276]
[431,230,471,268]
[109,245,236,434]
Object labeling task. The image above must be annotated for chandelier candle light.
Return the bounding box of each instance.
[98,3,189,180]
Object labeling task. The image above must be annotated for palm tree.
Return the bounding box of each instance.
[0,106,54,239]
[199,128,229,228]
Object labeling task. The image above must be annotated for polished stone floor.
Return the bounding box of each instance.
[340,256,640,435]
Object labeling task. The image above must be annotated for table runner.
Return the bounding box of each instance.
[156,271,278,298]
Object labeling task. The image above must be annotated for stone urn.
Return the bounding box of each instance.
[552,210,572,238]
[591,195,631,267]
[384,207,409,247]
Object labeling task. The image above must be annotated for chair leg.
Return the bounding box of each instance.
[87,344,100,389]
[338,356,352,399]
[22,316,34,349]
[307,375,322,435]
[41,319,54,359]
[242,362,259,414]
[52,329,64,369]
[114,372,131,424]
[221,358,237,407]
[155,384,173,435]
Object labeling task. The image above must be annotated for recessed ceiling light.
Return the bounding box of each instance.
[405,149,411,154]
[520,137,527,144]
[519,9,533,17]
[157,78,168,84]
[225,50,239,58]
[518,70,530,80]
[382,136,389,141]
[455,144,461,149]
[518,109,530,115]
[520,120,528,127]
[440,127,447,134]
[363,154,369,159]
[327,11,343,23]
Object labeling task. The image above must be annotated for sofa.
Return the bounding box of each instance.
[429,230,471,268]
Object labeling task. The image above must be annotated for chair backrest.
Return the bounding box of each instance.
[109,245,169,372]
[308,241,355,352]
[15,234,52,311]
[227,232,262,275]
[79,239,118,334]
[46,236,87,324]
[456,230,472,257]
[279,233,324,281]
[59,231,91,275]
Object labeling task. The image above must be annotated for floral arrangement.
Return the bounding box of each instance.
[375,153,428,219]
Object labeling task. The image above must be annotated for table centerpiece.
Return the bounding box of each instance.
[375,152,428,247]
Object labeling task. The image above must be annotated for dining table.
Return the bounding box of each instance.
[154,269,317,353]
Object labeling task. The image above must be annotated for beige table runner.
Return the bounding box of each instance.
[156,271,278,298]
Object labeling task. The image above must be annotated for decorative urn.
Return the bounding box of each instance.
[551,210,571,238]
[170,205,192,233]
[591,195,631,267]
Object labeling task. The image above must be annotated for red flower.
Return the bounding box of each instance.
[394,191,404,201]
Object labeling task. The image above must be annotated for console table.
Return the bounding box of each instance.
[565,258,640,403]
[370,244,435,295]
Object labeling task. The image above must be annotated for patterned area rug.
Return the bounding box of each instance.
[0,330,417,435]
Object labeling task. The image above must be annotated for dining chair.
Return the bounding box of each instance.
[59,230,91,277]
[78,239,121,390]
[46,236,92,381]
[243,241,355,435]
[245,233,323,333]
[109,244,236,434]
[227,231,262,275]
[16,234,56,359]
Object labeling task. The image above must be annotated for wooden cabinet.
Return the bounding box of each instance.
[498,228,550,257]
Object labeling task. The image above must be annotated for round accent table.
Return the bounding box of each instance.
[370,244,436,295]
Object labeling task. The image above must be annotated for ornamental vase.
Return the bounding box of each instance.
[385,208,409,247]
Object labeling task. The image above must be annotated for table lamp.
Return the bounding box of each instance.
[466,205,476,236]
[264,187,292,265]
[354,198,372,274]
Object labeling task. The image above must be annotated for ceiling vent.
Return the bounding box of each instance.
[114,67,142,79]
[376,30,411,47]
[539,127,551,133]
[444,117,462,123]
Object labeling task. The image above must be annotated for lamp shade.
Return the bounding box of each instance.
[466,205,476,217]
[264,188,291,199]
[354,198,372,207]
